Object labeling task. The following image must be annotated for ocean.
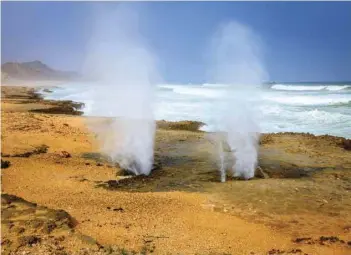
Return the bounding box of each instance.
[42,82,351,138]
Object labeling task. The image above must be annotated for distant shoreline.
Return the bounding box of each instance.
[29,85,349,139]
[25,82,349,139]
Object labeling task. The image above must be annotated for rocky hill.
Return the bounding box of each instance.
[1,61,79,82]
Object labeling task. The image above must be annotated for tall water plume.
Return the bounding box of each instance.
[83,5,160,175]
[208,21,268,181]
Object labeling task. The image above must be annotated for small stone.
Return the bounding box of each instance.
[106,180,119,188]
[113,207,124,212]
[78,234,97,246]
[42,221,57,234]
[13,226,25,234]
[293,237,312,243]
[1,239,11,246]
[60,151,71,158]
[18,236,41,246]
[1,160,10,169]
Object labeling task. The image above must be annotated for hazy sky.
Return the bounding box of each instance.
[2,1,351,83]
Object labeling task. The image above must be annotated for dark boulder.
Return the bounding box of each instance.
[1,159,10,169]
[342,139,351,150]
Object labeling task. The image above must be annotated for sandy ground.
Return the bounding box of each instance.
[1,85,351,255]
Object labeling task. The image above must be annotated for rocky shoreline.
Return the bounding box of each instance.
[1,85,351,254]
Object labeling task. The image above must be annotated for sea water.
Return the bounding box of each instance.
[42,82,351,138]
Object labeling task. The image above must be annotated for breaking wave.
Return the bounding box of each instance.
[271,84,351,91]
[44,82,351,138]
[264,94,351,106]
[158,84,226,98]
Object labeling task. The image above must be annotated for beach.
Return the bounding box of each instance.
[1,84,351,255]
[2,1,351,253]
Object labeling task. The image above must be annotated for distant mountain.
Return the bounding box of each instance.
[1,60,79,82]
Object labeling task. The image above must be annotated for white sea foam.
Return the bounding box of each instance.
[264,94,351,106]
[159,85,226,98]
[43,81,351,139]
[296,109,350,125]
[202,83,231,88]
[271,84,351,91]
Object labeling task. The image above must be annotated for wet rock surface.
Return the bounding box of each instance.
[60,151,71,158]
[293,236,351,247]
[157,120,205,132]
[2,144,49,158]
[1,159,11,168]
[267,248,306,255]
[1,86,84,116]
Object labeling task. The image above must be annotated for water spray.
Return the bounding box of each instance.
[209,21,267,181]
[83,5,160,175]
[218,139,226,182]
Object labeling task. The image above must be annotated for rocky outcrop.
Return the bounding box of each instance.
[157,120,205,132]
[342,138,351,151]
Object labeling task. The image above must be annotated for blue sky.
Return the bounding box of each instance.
[2,1,351,83]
